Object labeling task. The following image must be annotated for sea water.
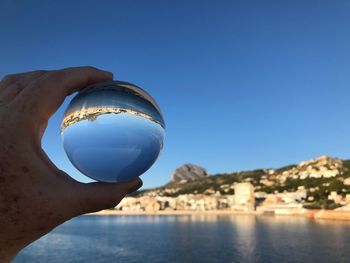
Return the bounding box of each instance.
[15,215,350,263]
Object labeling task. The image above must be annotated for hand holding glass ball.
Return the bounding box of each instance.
[61,81,165,183]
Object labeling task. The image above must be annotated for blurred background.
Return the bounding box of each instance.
[4,1,350,263]
[0,0,349,189]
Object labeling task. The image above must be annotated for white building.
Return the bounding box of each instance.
[234,183,255,211]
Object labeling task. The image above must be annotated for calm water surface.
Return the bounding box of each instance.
[14,215,350,263]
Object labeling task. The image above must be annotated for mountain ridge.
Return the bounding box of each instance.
[133,156,350,209]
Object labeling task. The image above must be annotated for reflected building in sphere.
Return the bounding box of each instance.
[61,81,165,183]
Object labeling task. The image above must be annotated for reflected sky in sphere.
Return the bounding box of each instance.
[61,81,165,183]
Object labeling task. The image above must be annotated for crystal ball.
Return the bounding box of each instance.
[61,81,165,183]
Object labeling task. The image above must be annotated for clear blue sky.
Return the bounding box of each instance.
[1,1,350,188]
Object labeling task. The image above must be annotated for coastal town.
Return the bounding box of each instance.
[101,156,350,220]
[61,106,163,131]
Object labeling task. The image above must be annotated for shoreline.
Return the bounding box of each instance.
[86,209,350,221]
[88,209,258,216]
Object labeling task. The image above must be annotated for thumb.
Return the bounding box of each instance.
[70,178,143,215]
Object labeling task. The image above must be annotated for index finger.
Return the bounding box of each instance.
[52,66,114,95]
[14,66,114,123]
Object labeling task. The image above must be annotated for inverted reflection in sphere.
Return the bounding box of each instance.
[61,81,165,183]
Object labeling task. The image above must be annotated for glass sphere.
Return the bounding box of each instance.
[61,81,165,183]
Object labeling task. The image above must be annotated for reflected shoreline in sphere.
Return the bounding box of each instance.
[61,81,165,183]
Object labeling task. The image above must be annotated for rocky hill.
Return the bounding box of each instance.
[171,164,208,182]
[133,156,350,209]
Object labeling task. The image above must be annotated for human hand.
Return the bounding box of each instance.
[0,67,143,262]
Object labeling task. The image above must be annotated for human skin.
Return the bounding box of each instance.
[0,67,143,262]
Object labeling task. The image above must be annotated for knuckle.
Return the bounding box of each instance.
[80,66,105,76]
[46,70,66,81]
[1,71,48,88]
[82,66,98,72]
[36,72,64,88]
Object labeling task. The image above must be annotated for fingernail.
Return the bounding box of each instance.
[126,178,143,194]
